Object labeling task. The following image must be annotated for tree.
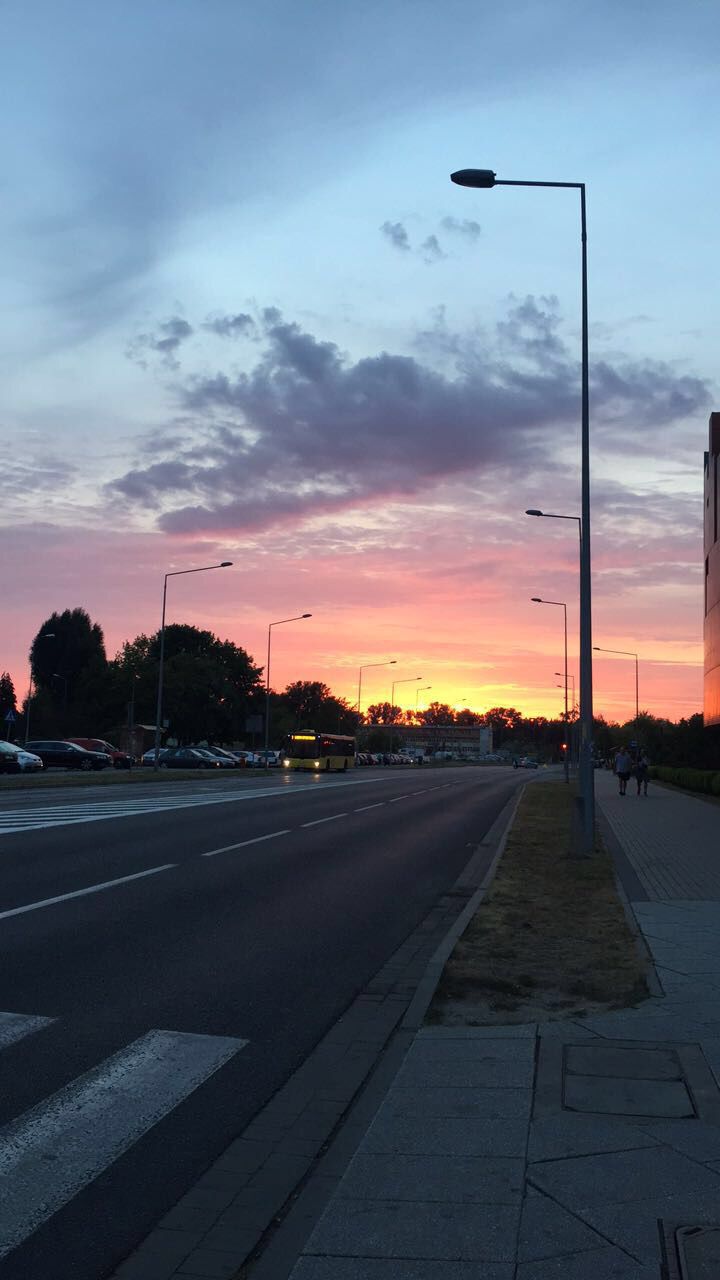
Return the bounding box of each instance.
[30,609,107,696]
[418,702,456,726]
[112,624,263,743]
[283,681,334,726]
[0,672,17,733]
[366,701,403,725]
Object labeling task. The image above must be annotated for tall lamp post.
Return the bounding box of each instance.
[24,632,55,744]
[594,646,639,739]
[415,685,432,713]
[357,660,396,721]
[452,166,593,852]
[265,614,312,770]
[153,561,233,771]
[390,676,422,751]
[532,598,569,783]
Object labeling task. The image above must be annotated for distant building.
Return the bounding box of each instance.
[704,412,720,726]
[364,723,493,757]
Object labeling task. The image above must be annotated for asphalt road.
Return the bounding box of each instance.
[0,765,526,1279]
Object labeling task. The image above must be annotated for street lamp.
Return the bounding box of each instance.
[391,676,423,710]
[453,166,593,852]
[265,613,312,770]
[24,632,55,744]
[153,562,233,771]
[415,685,432,712]
[594,646,639,736]
[526,509,582,557]
[532,598,569,783]
[357,660,396,720]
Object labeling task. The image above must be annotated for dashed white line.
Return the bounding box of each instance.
[0,864,175,922]
[301,813,348,828]
[353,802,385,813]
[202,829,291,858]
[389,795,411,803]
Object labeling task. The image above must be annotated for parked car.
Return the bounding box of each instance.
[0,741,44,773]
[252,749,281,767]
[25,740,112,771]
[192,746,238,767]
[66,738,135,768]
[157,748,221,770]
[141,748,168,766]
[229,750,255,766]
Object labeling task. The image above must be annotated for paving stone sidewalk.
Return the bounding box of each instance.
[284,771,720,1280]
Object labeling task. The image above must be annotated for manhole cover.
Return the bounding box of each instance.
[663,1224,720,1278]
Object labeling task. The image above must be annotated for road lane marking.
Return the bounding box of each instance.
[0,1028,247,1259]
[353,803,385,813]
[202,829,291,858]
[0,864,175,922]
[301,813,347,828]
[389,795,411,802]
[0,1012,56,1051]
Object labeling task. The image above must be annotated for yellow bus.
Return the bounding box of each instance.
[282,731,356,773]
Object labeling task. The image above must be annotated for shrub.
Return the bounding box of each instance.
[651,765,720,797]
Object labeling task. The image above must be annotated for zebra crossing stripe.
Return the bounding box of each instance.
[0,1028,247,1258]
[0,1012,55,1051]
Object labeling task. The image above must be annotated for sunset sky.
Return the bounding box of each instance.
[3,0,717,724]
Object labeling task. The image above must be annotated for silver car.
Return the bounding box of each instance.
[0,741,44,773]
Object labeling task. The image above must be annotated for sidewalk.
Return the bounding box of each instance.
[278,770,720,1280]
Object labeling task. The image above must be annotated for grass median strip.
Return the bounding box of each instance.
[428,781,650,1026]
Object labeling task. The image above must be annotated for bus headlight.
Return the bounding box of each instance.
[314,760,320,768]
[283,759,290,766]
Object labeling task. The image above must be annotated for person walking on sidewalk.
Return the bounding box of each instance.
[615,746,632,796]
[635,749,650,796]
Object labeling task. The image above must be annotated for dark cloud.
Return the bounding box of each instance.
[108,298,711,536]
[441,216,481,242]
[126,316,193,369]
[202,313,255,338]
[420,235,446,264]
[380,221,411,252]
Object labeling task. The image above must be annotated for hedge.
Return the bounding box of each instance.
[650,765,720,797]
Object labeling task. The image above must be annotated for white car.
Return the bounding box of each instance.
[0,741,44,773]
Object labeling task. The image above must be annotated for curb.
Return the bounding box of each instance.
[596,806,664,1000]
[402,783,525,1031]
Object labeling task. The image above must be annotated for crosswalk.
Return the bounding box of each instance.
[0,1009,247,1260]
[0,774,389,836]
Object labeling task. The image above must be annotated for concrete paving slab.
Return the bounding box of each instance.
[528,1115,659,1162]
[518,1188,609,1261]
[571,1190,720,1267]
[362,1114,529,1158]
[565,1044,682,1079]
[563,1074,695,1117]
[381,1085,532,1120]
[336,1153,525,1204]
[635,1118,720,1161]
[302,1198,521,1261]
[394,1054,534,1089]
[403,1037,536,1063]
[516,1245,658,1278]
[290,1259,513,1279]
[530,1145,720,1206]
[418,1025,536,1039]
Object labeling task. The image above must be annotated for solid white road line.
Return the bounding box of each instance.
[0,1012,56,1051]
[202,829,291,858]
[353,803,385,813]
[0,1028,247,1259]
[0,864,175,923]
[301,813,348,828]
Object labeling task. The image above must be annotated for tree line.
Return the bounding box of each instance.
[2,607,717,767]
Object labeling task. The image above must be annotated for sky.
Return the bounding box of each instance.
[2,0,718,725]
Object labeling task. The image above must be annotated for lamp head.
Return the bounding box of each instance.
[525,509,543,517]
[302,613,312,618]
[531,597,543,603]
[220,561,233,567]
[450,169,496,188]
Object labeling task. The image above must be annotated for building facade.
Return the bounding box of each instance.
[704,412,720,726]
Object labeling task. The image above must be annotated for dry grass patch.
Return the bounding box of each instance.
[428,781,650,1026]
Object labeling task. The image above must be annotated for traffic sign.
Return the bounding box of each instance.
[4,710,16,723]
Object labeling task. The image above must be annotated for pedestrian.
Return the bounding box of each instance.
[614,746,632,796]
[635,750,650,796]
